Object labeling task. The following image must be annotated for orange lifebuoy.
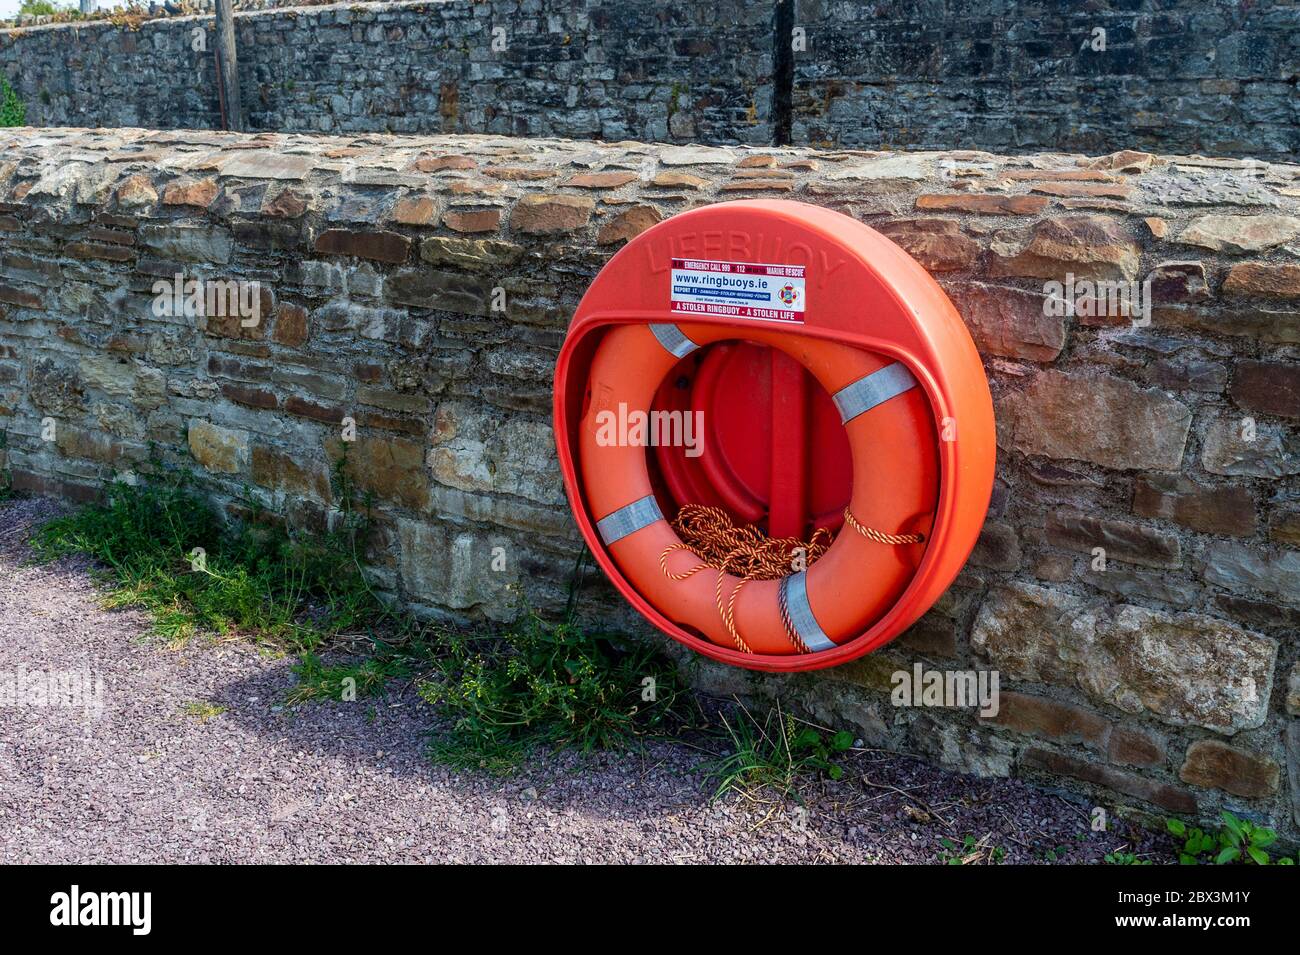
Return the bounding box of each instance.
[579,323,938,656]
[553,199,995,673]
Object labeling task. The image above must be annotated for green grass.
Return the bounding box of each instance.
[705,703,854,802]
[287,650,411,705]
[417,612,696,774]
[30,452,389,649]
[181,700,227,723]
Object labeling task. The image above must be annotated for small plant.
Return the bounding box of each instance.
[417,613,693,774]
[0,76,25,128]
[939,834,1006,865]
[287,651,408,705]
[705,704,853,802]
[181,700,227,723]
[1167,812,1295,865]
[1103,850,1152,865]
[1041,844,1070,863]
[31,451,388,648]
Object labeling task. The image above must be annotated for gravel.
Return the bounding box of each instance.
[0,494,1171,864]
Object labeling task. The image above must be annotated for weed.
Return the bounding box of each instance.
[1104,850,1152,865]
[287,651,409,705]
[31,451,387,648]
[705,703,853,802]
[417,612,693,775]
[1041,844,1070,862]
[0,76,18,128]
[1168,812,1296,865]
[181,700,227,723]
[939,834,1006,865]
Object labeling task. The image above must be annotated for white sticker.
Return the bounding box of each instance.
[669,258,806,323]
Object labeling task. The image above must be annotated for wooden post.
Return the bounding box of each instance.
[214,0,243,131]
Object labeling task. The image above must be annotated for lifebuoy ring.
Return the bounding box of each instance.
[553,199,994,673]
[579,323,937,656]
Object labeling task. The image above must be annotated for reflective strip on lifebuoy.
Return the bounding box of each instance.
[832,362,918,424]
[648,323,699,358]
[778,571,836,653]
[595,494,664,546]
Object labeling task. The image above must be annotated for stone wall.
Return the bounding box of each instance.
[0,125,1297,841]
[794,0,1300,159]
[0,0,776,143]
[2,0,1297,158]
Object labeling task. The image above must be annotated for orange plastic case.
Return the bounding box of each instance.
[552,199,995,672]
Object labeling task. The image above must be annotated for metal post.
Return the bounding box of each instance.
[214,0,243,131]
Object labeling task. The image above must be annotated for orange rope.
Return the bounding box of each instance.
[658,504,923,654]
[841,507,925,546]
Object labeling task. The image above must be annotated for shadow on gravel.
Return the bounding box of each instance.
[0,495,1177,864]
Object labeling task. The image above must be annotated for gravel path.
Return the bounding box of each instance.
[0,495,1171,864]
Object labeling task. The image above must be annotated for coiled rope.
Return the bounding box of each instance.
[659,504,924,654]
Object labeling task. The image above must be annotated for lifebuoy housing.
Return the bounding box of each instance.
[553,200,994,672]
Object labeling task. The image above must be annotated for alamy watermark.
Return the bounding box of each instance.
[891,663,1000,717]
[50,886,151,935]
[0,665,104,720]
[593,403,704,458]
[152,273,261,328]
[1043,272,1153,326]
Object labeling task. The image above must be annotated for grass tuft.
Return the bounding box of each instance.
[705,702,853,802]
[417,612,695,775]
[30,452,388,649]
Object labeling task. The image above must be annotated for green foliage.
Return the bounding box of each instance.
[1167,812,1295,865]
[180,700,227,722]
[287,651,409,705]
[0,76,25,128]
[1104,851,1152,865]
[1041,844,1070,862]
[19,0,68,15]
[31,451,388,648]
[705,704,853,801]
[417,613,693,774]
[939,834,1007,865]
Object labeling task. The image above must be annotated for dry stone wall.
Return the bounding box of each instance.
[0,125,1297,840]
[1,0,1297,158]
[0,0,776,144]
[793,0,1300,159]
